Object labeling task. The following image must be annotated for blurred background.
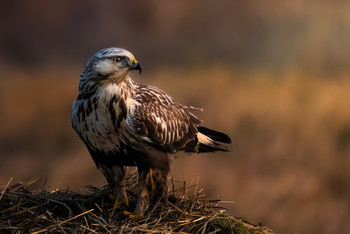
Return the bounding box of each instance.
[1,1,350,233]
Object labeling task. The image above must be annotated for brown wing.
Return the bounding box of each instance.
[131,84,201,153]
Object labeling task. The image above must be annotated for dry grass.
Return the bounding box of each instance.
[0,176,273,233]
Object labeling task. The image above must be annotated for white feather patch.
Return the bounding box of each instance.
[197,132,214,146]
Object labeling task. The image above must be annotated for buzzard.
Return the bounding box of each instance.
[71,48,232,215]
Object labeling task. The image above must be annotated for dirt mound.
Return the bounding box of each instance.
[0,176,273,233]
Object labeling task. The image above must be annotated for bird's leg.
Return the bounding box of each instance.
[100,165,128,206]
[134,169,150,216]
[134,168,168,216]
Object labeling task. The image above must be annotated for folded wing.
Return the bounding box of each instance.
[131,84,201,153]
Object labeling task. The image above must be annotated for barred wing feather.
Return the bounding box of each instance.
[131,85,201,153]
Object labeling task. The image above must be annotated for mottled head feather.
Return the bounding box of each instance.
[94,47,135,60]
[81,47,141,85]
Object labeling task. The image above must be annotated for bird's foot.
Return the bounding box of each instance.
[123,210,145,219]
[108,193,129,207]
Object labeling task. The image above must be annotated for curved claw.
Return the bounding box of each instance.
[123,210,145,219]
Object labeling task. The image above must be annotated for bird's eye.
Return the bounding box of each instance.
[113,57,122,63]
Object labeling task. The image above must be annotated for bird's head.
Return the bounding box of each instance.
[82,47,142,84]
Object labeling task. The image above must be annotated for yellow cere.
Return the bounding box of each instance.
[133,59,138,64]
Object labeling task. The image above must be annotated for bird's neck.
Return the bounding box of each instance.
[78,74,136,100]
[97,76,138,114]
[102,76,136,100]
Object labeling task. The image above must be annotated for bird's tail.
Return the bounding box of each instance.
[195,126,232,153]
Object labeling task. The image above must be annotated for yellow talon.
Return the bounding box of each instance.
[51,188,59,193]
[123,211,144,219]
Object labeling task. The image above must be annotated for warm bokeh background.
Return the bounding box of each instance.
[1,1,350,233]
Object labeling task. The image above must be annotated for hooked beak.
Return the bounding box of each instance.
[129,60,142,74]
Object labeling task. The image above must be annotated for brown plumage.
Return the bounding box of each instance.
[71,47,232,215]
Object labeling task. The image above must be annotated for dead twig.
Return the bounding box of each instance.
[0,177,13,201]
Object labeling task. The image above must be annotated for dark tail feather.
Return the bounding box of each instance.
[197,141,229,153]
[196,126,232,153]
[197,126,232,144]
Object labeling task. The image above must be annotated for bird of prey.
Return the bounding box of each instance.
[71,47,232,216]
